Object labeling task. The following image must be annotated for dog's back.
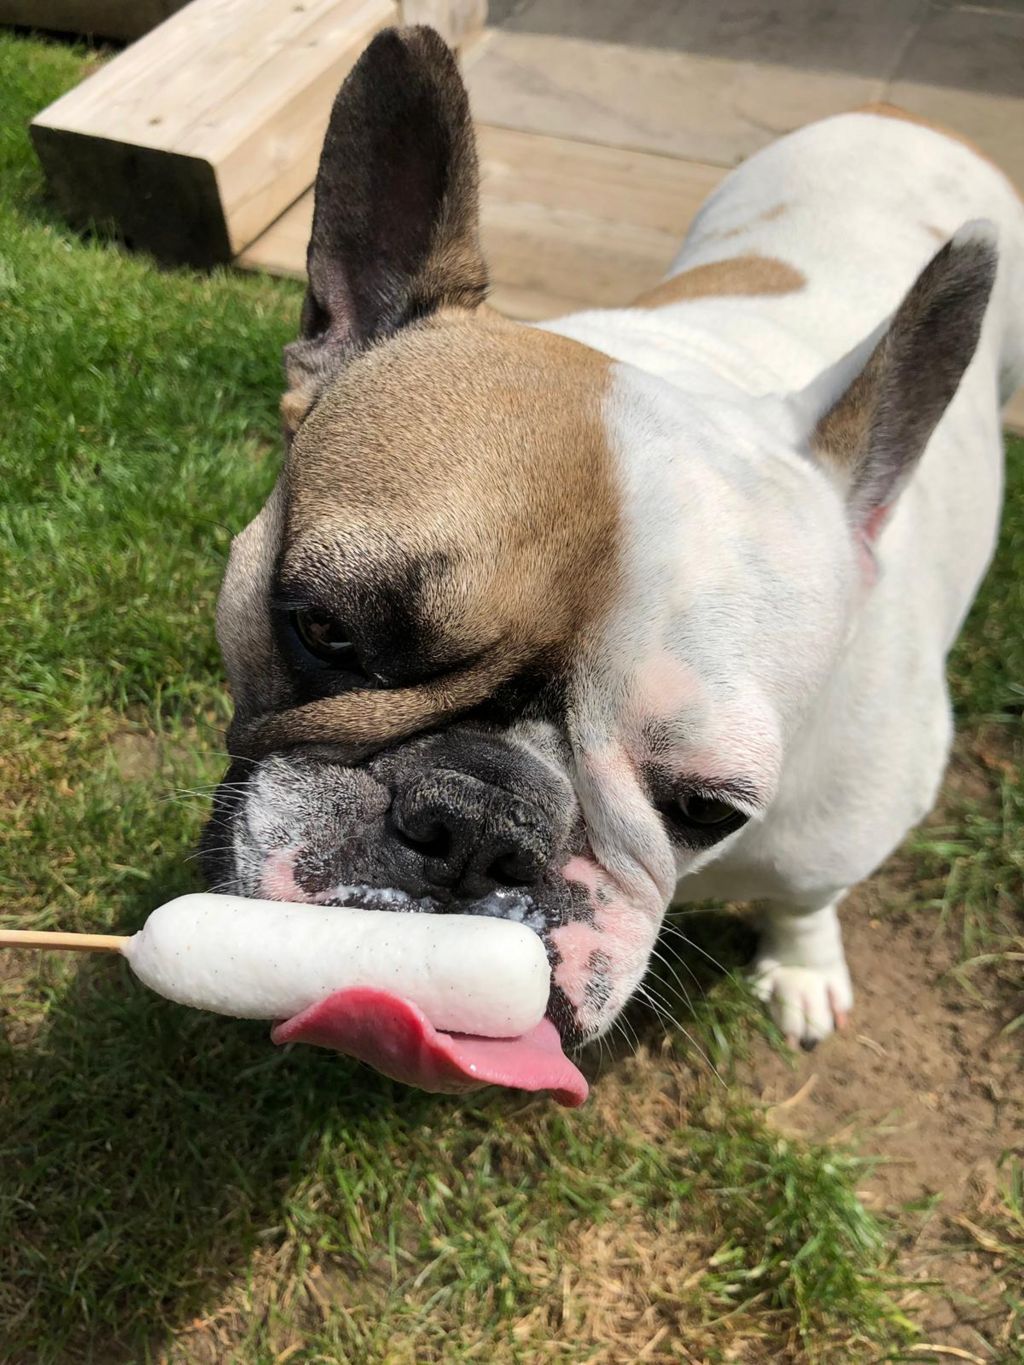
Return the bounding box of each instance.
[549,107,1023,658]
[553,108,1024,402]
[544,106,1022,913]
[671,109,1024,648]
[674,107,1024,393]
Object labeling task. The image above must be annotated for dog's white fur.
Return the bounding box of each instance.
[216,100,1022,1050]
[544,112,1024,1041]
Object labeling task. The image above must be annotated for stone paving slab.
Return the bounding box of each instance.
[486,0,1022,191]
[465,30,887,168]
[490,0,928,76]
[889,3,1024,190]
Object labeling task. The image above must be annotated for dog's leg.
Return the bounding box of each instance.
[752,895,853,1048]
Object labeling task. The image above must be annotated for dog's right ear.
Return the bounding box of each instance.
[803,221,997,538]
[281,25,488,435]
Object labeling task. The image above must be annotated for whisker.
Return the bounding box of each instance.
[648,1011,723,1085]
[160,782,252,804]
[612,1009,641,1056]
[631,982,724,1087]
[657,923,732,976]
[632,985,675,1043]
[647,944,702,1010]
[182,845,233,864]
[635,978,682,1025]
[654,933,708,990]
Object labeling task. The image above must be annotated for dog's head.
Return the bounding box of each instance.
[203,28,996,1049]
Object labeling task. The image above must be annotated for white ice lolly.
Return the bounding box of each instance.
[121,893,551,1038]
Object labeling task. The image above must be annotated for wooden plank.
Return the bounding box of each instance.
[476,125,723,239]
[238,125,724,318]
[31,0,398,266]
[238,192,312,279]
[464,30,884,169]
[0,0,185,40]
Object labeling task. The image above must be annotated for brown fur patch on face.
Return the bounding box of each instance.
[217,480,292,716]
[856,102,1020,197]
[238,310,619,756]
[632,254,805,309]
[236,650,519,758]
[280,387,314,439]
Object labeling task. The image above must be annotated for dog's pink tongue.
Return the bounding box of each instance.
[271,987,587,1107]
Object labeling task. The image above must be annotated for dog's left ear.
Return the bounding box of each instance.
[807,221,997,538]
[282,26,487,434]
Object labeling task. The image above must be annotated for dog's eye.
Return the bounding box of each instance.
[677,793,737,826]
[657,788,749,848]
[291,609,364,670]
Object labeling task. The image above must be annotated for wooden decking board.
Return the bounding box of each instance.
[239,124,726,316]
[476,125,724,237]
[238,115,1024,432]
[399,0,487,48]
[30,0,399,264]
[0,0,187,39]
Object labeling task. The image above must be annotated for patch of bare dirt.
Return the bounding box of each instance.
[109,723,199,783]
[110,730,164,782]
[742,902,1022,1358]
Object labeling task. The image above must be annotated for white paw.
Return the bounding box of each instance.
[751,957,853,1047]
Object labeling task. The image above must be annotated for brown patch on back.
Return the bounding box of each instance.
[712,200,791,242]
[857,101,1020,196]
[632,254,805,310]
[236,310,620,757]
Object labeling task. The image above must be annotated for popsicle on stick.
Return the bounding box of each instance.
[0,894,588,1106]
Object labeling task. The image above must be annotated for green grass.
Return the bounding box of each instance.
[0,32,1020,1364]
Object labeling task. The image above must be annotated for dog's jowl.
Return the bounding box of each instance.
[203,28,1024,1062]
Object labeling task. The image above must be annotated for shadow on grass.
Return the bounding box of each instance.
[0,855,447,1362]
[583,906,761,1074]
[0,858,755,1363]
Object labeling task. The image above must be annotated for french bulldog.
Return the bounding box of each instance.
[201,26,1024,1091]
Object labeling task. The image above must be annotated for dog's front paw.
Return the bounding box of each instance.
[751,958,853,1049]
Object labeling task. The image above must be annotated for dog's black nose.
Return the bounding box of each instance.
[389,771,554,898]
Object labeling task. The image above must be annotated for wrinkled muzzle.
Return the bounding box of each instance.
[201,724,668,1062]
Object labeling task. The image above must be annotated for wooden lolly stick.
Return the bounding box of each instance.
[0,928,128,954]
